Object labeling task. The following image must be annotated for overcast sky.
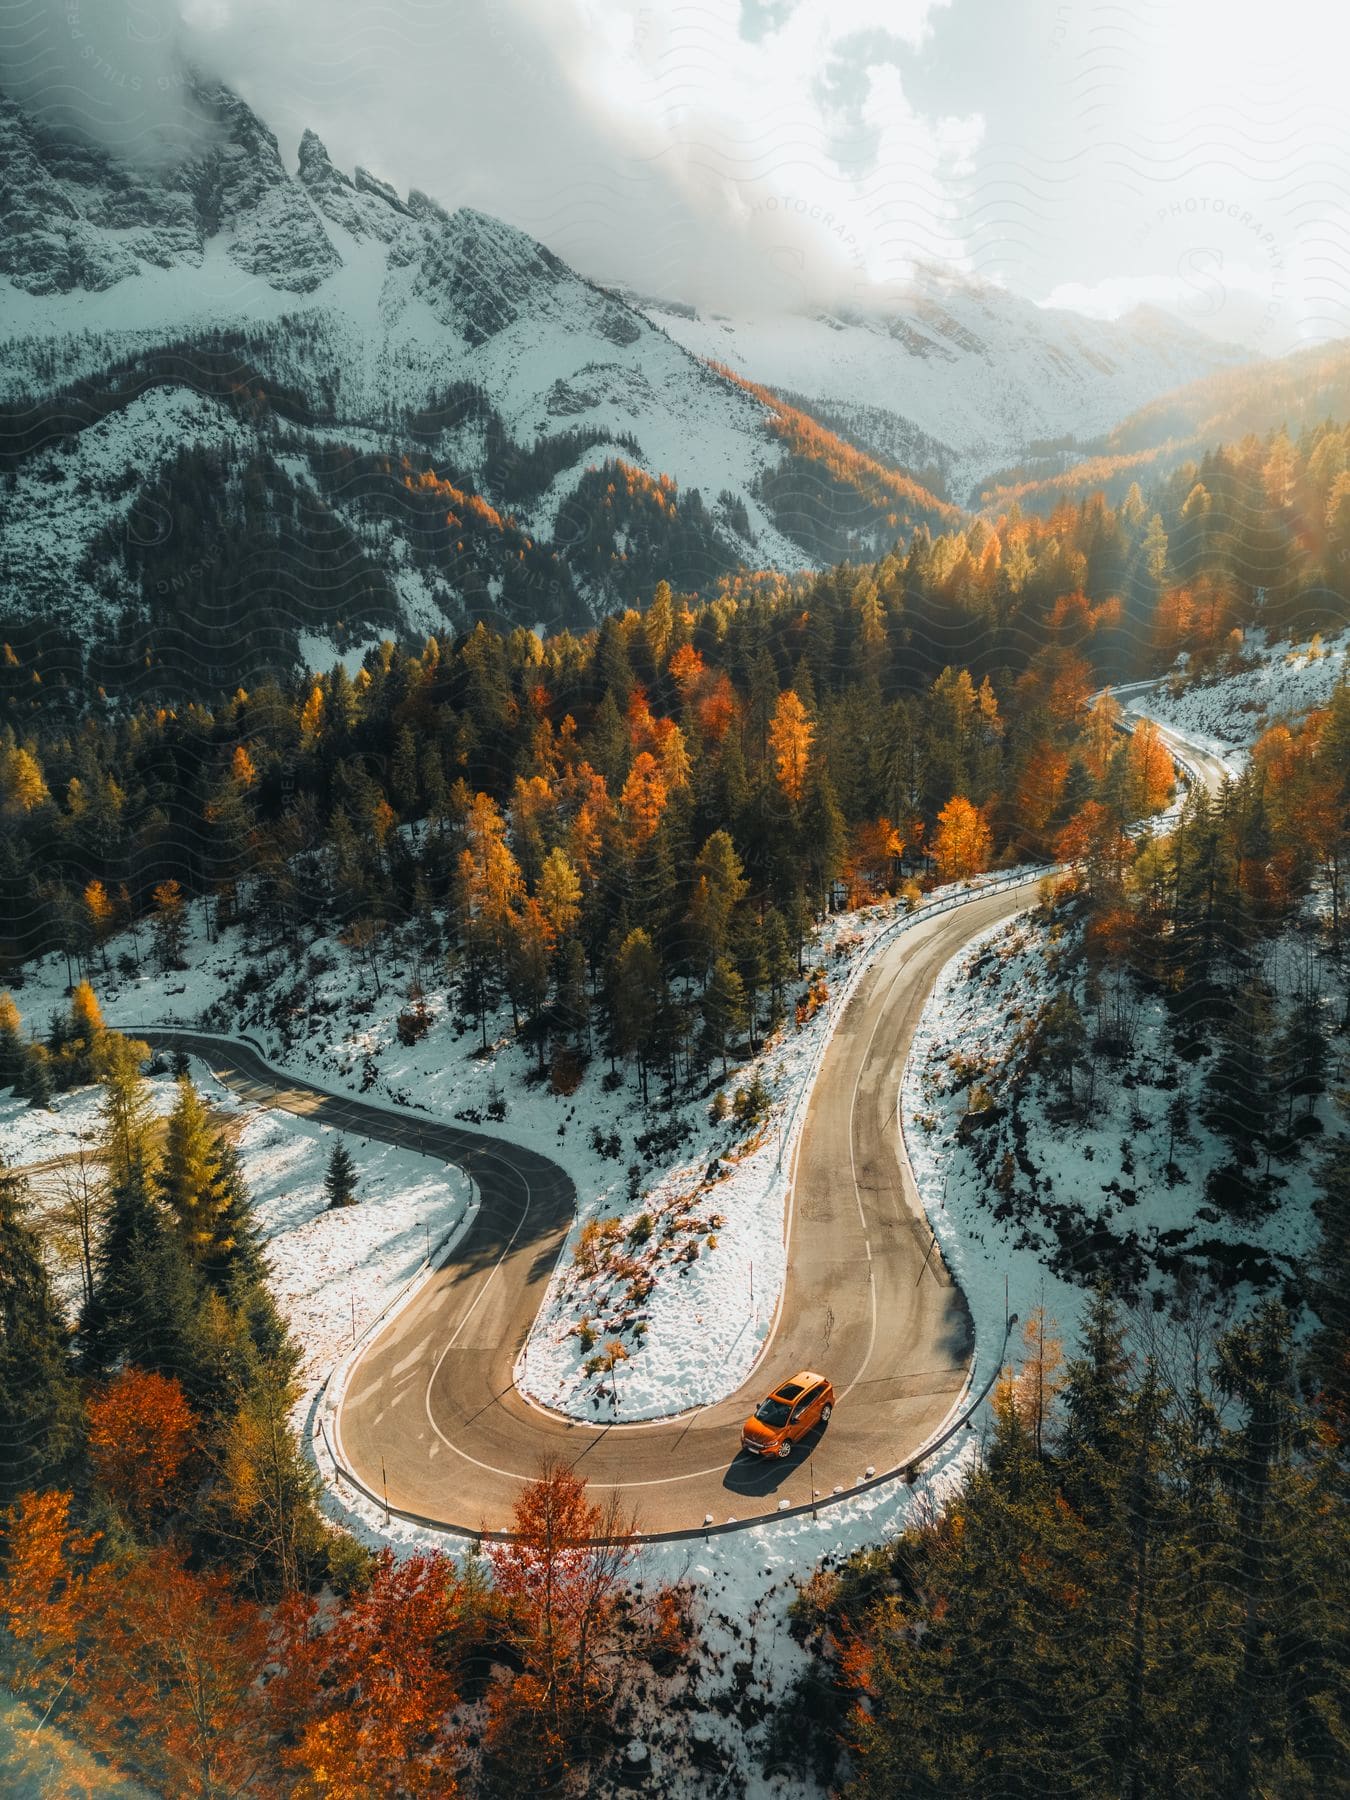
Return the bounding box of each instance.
[4,0,1349,350]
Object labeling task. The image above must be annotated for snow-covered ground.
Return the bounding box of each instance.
[1128,628,1349,757]
[902,910,1333,1360]
[7,1055,473,1395]
[0,1074,178,1170]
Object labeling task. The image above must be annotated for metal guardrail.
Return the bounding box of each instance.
[311,1311,1024,1549]
[773,866,1045,1177]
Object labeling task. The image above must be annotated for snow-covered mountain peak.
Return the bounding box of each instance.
[0,77,339,298]
[296,129,412,244]
[641,277,1250,501]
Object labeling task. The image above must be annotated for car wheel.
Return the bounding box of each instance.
[820,1403,832,1423]
[777,1440,792,1458]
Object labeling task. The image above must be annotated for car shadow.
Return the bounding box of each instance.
[721,1418,830,1498]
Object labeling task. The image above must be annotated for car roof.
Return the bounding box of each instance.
[773,1370,824,1397]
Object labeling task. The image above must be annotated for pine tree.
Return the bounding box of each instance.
[159,1074,232,1264]
[206,1138,267,1293]
[644,578,673,671]
[1202,976,1275,1197]
[324,1141,358,1209]
[700,958,746,1076]
[1272,981,1327,1132]
[19,1043,53,1109]
[152,878,187,971]
[1060,1281,1132,1523]
[81,1158,201,1389]
[799,766,846,915]
[688,830,747,976]
[1305,1136,1350,1422]
[54,980,105,1087]
[733,913,768,1055]
[1036,992,1088,1108]
[610,929,663,1102]
[95,1030,153,1185]
[0,1157,83,1505]
[207,1366,326,1597]
[761,906,793,1029]
[557,936,591,1054]
[1216,1302,1299,1800]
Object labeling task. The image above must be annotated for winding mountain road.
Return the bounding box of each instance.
[148,702,1232,1540]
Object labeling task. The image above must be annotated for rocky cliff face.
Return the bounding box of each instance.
[0,78,340,298]
[296,127,412,243]
[0,82,805,692]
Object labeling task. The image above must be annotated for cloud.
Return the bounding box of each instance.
[0,0,978,309]
[1043,200,1348,356]
[0,0,220,160]
[6,0,1339,346]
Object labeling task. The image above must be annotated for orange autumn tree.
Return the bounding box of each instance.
[619,750,668,847]
[86,1367,198,1526]
[269,1553,466,1798]
[844,818,904,905]
[931,796,992,883]
[82,879,116,966]
[0,1488,100,1699]
[1006,1305,1066,1460]
[697,671,738,742]
[625,685,659,750]
[455,790,527,1044]
[76,1550,272,1800]
[487,1460,639,1785]
[69,979,104,1044]
[458,790,525,943]
[1081,690,1122,781]
[1125,719,1174,816]
[299,682,324,745]
[667,641,706,700]
[1013,745,1071,851]
[0,1493,271,1798]
[1053,799,1134,895]
[768,688,813,805]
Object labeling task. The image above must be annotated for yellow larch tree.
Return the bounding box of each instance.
[768,689,813,805]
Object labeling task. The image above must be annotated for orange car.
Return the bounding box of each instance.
[740,1370,834,1458]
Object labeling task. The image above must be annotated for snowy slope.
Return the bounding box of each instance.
[0,386,249,631]
[5,1058,474,1388]
[1124,630,1350,758]
[638,278,1248,504]
[903,910,1332,1359]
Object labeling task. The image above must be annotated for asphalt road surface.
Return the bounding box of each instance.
[147,712,1230,1538]
[148,880,1041,1538]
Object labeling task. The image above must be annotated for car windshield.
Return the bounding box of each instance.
[755,1398,792,1428]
